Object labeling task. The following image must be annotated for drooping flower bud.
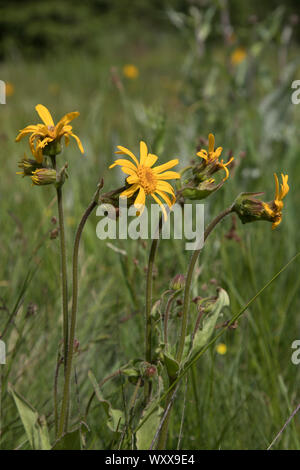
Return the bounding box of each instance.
[232,192,266,224]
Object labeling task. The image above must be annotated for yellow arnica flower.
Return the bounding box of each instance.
[230,47,247,65]
[109,141,180,219]
[16,104,84,163]
[216,343,227,355]
[123,64,139,79]
[264,173,289,229]
[197,133,234,181]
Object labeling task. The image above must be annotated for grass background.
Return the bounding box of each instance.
[0,0,300,450]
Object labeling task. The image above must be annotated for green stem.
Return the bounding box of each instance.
[144,216,163,403]
[54,352,63,436]
[164,291,181,349]
[50,155,69,373]
[56,185,69,373]
[157,206,233,449]
[176,206,233,362]
[58,180,103,437]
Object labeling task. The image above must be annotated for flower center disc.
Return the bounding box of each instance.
[137,166,157,194]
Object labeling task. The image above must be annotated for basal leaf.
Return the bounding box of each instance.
[8,384,51,450]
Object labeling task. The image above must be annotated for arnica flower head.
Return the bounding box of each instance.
[196,133,234,182]
[109,141,180,220]
[230,47,247,65]
[233,173,289,230]
[16,104,84,163]
[123,64,139,79]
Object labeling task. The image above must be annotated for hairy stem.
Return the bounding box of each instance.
[50,155,69,373]
[56,185,69,373]
[54,352,63,436]
[144,216,163,403]
[58,180,103,437]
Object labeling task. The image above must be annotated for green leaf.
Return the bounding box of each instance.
[186,288,229,364]
[136,403,163,450]
[88,370,124,433]
[163,352,179,379]
[8,384,51,450]
[52,428,81,450]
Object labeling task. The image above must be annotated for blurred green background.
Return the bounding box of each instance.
[0,0,300,450]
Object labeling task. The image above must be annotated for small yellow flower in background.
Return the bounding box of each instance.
[109,141,180,219]
[197,133,234,181]
[216,343,227,355]
[6,82,14,97]
[67,216,76,227]
[264,173,289,229]
[16,104,84,163]
[230,47,247,65]
[123,64,139,79]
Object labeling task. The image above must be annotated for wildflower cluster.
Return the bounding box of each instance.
[15,104,291,450]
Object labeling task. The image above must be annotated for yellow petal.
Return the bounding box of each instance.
[145,153,158,167]
[155,190,174,207]
[279,173,289,200]
[35,104,54,127]
[152,159,179,174]
[139,141,148,165]
[151,193,168,221]
[156,171,181,180]
[274,173,279,201]
[120,184,140,198]
[109,159,137,171]
[156,180,175,196]
[70,132,84,153]
[127,174,139,184]
[134,187,146,208]
[121,167,136,176]
[15,125,40,141]
[215,147,223,158]
[208,133,215,153]
[116,145,139,166]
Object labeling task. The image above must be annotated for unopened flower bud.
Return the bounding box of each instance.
[17,156,43,177]
[170,274,185,290]
[144,365,157,378]
[50,228,59,239]
[31,168,57,186]
[73,339,80,353]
